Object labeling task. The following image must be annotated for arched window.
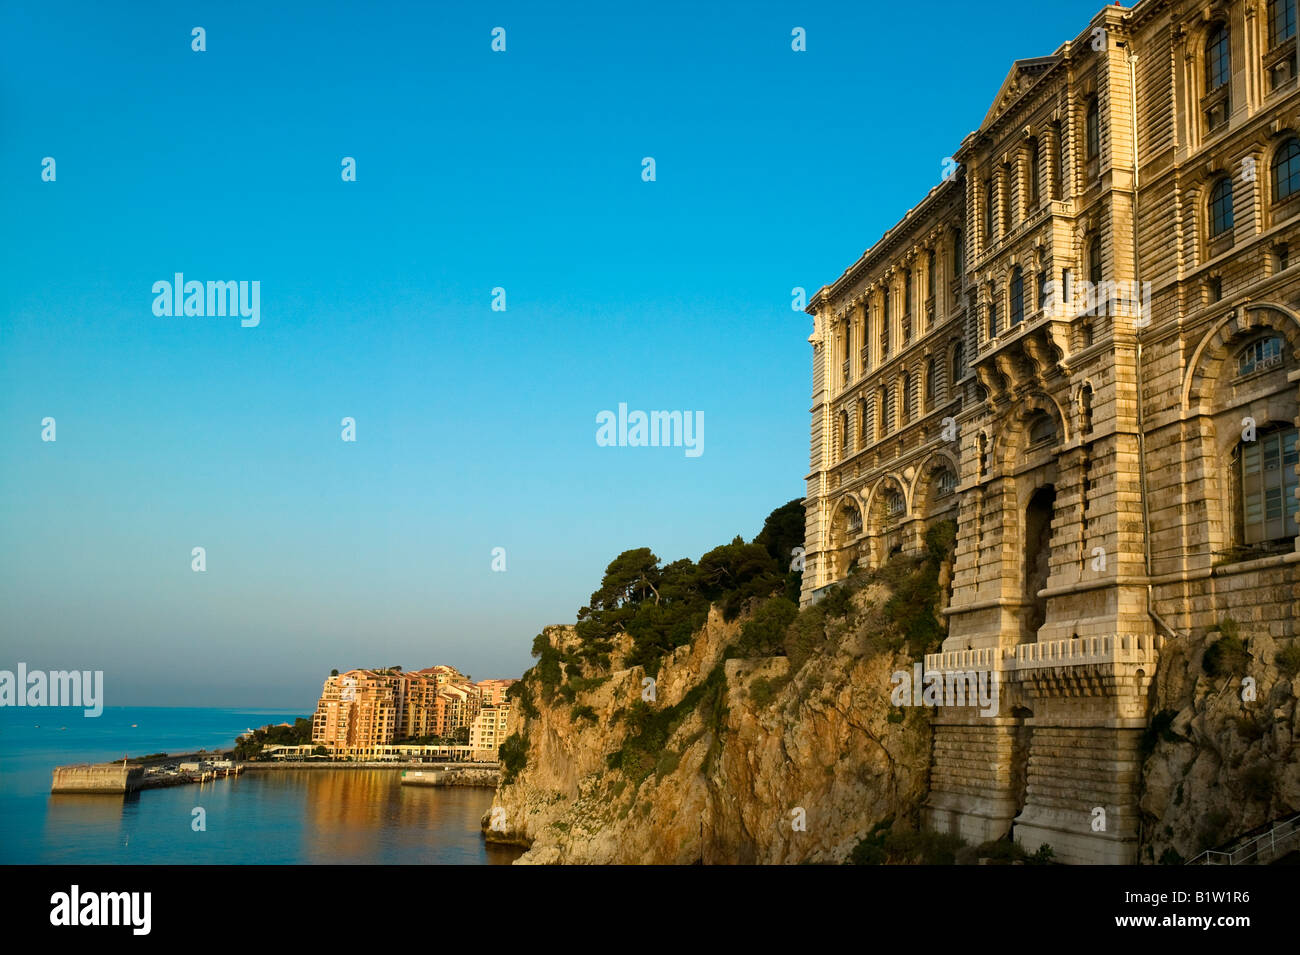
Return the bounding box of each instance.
[1272,138,1300,202]
[1085,98,1100,160]
[1236,335,1284,376]
[952,340,966,383]
[1028,138,1041,207]
[1239,425,1299,543]
[1206,23,1230,90]
[1027,411,1058,446]
[1209,177,1234,237]
[936,468,958,498]
[1079,384,1094,436]
[885,489,905,519]
[844,503,863,535]
[1010,268,1024,326]
[839,409,850,454]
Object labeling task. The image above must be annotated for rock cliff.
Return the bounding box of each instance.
[1139,622,1300,863]
[484,582,933,864]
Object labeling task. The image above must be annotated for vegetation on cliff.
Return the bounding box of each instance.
[491,502,961,863]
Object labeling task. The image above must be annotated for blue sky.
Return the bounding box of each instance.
[0,0,1108,708]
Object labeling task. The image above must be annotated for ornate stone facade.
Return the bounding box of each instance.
[803,0,1300,863]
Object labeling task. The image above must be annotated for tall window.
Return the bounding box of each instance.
[1210,177,1234,237]
[1207,23,1231,89]
[1205,24,1231,130]
[925,356,937,409]
[840,410,849,454]
[901,373,912,422]
[1271,0,1297,45]
[1079,384,1094,436]
[881,289,890,356]
[860,306,871,368]
[1241,426,1299,543]
[985,178,996,243]
[1038,269,1050,311]
[859,398,869,444]
[904,268,912,316]
[937,469,957,497]
[1088,235,1103,286]
[987,288,999,338]
[1028,138,1041,207]
[1085,98,1100,160]
[1273,138,1300,201]
[878,385,888,435]
[953,340,966,383]
[1010,268,1024,326]
[926,251,936,301]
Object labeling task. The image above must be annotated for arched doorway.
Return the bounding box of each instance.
[1022,485,1056,643]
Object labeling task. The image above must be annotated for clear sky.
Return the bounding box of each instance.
[0,0,1110,708]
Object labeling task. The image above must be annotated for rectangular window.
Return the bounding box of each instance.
[1271,0,1296,46]
[1242,428,1299,543]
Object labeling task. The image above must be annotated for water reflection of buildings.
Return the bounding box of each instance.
[284,770,506,863]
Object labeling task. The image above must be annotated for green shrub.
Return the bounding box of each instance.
[570,704,598,724]
[748,675,789,708]
[730,596,798,659]
[1276,642,1300,679]
[1203,623,1250,678]
[498,733,528,784]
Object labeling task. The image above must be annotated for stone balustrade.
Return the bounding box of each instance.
[925,634,1163,675]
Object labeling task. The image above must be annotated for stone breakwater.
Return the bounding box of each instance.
[400,768,500,788]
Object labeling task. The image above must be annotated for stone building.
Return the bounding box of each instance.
[802,0,1299,863]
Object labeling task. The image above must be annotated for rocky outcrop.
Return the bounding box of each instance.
[484,585,932,864]
[1139,626,1300,863]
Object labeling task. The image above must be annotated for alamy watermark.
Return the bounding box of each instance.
[0,664,103,717]
[1042,276,1153,327]
[890,663,999,717]
[152,273,260,327]
[595,403,703,457]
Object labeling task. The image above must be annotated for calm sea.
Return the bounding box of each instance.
[0,706,521,864]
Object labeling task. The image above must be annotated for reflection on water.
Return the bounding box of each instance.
[33,771,522,865]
